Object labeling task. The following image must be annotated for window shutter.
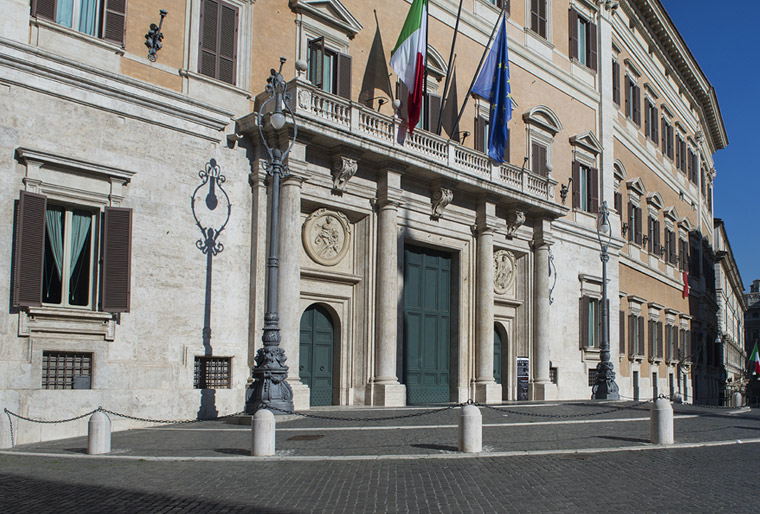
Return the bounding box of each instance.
[199,0,219,79]
[589,167,599,214]
[637,316,645,356]
[619,311,625,355]
[657,321,663,359]
[633,86,641,126]
[13,191,46,307]
[102,0,128,46]
[668,126,674,159]
[661,119,667,153]
[644,101,650,138]
[614,191,622,215]
[625,77,631,117]
[538,0,547,37]
[612,61,620,105]
[627,201,634,242]
[538,145,547,176]
[476,117,487,153]
[426,93,441,133]
[32,0,56,21]
[634,207,642,245]
[652,107,659,141]
[218,2,239,85]
[648,319,654,361]
[335,52,352,100]
[589,22,598,72]
[580,297,589,349]
[628,314,635,358]
[571,161,580,208]
[647,217,653,253]
[569,9,579,61]
[101,207,132,313]
[670,233,677,265]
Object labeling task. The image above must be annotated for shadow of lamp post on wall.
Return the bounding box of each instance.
[244,58,298,415]
[593,200,620,400]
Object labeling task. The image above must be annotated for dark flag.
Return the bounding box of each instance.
[471,15,511,162]
[441,62,460,141]
[359,11,394,110]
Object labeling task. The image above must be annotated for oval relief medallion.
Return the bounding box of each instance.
[302,208,351,266]
[493,249,516,295]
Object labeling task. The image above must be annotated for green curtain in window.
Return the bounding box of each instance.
[45,206,64,278]
[56,0,74,29]
[69,211,91,280]
[78,0,98,36]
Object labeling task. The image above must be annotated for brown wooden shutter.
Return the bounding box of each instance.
[648,319,654,360]
[619,311,626,355]
[580,297,589,349]
[569,9,579,61]
[661,119,667,153]
[644,101,650,138]
[531,0,539,33]
[475,117,487,153]
[538,0,547,37]
[199,0,219,79]
[625,77,631,116]
[588,22,598,72]
[614,191,622,215]
[612,61,620,105]
[589,167,599,214]
[102,207,132,313]
[634,207,642,245]
[627,201,634,242]
[657,321,663,359]
[102,0,128,46]
[628,314,635,358]
[335,52,352,99]
[218,2,239,85]
[426,93,441,133]
[633,85,641,126]
[637,316,645,356]
[32,0,56,21]
[571,161,581,208]
[13,191,46,307]
[652,106,659,141]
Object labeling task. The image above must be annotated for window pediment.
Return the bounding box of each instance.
[625,177,646,197]
[290,0,363,37]
[678,217,693,231]
[569,131,602,155]
[613,160,627,181]
[646,192,664,210]
[522,105,562,135]
[426,45,447,80]
[663,206,680,223]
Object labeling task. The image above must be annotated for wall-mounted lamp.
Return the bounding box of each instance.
[560,176,573,205]
[642,234,649,246]
[659,246,666,258]
[454,131,470,145]
[145,10,168,62]
[621,222,629,236]
[520,156,529,172]
[364,96,389,111]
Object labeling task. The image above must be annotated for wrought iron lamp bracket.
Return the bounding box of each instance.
[191,158,231,255]
[145,10,168,62]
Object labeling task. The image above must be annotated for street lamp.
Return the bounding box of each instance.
[244,58,297,414]
[593,200,620,400]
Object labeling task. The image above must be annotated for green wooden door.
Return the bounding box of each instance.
[403,245,451,404]
[299,305,334,406]
[494,328,502,385]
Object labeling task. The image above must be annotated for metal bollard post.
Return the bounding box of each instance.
[87,411,111,455]
[251,409,275,456]
[458,404,482,453]
[733,391,742,408]
[649,398,674,445]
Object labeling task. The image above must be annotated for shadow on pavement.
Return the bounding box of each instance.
[597,435,649,444]
[410,443,458,452]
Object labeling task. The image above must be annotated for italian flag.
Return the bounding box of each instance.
[750,342,760,375]
[390,0,427,134]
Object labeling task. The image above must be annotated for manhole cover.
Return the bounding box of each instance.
[287,434,324,441]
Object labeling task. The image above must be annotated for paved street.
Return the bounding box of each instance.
[2,401,759,513]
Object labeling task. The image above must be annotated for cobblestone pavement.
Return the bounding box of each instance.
[2,402,759,512]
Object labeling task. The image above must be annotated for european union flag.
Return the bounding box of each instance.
[472,15,511,163]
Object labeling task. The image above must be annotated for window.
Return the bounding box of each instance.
[531,142,549,177]
[475,116,510,161]
[580,296,602,349]
[31,0,126,45]
[628,313,645,358]
[194,356,232,389]
[549,366,558,384]
[627,201,642,245]
[569,9,597,71]
[308,37,352,99]
[648,319,663,362]
[675,137,687,172]
[612,60,621,106]
[624,76,641,125]
[588,368,598,386]
[619,310,626,355]
[679,327,692,362]
[647,215,660,255]
[688,150,698,184]
[700,167,707,197]
[572,161,598,213]
[665,228,677,265]
[678,238,689,272]
[661,118,674,159]
[489,0,510,11]
[13,191,132,312]
[42,351,92,389]
[199,0,239,85]
[530,0,548,38]
[644,100,658,142]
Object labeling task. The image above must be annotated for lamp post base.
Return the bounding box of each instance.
[244,345,294,415]
[592,361,620,400]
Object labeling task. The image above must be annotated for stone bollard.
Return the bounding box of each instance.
[458,404,482,453]
[733,391,742,408]
[251,409,275,456]
[649,398,674,445]
[87,410,111,455]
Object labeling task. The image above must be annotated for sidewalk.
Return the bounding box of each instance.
[4,400,758,461]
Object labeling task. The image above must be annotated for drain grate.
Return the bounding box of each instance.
[287,434,325,441]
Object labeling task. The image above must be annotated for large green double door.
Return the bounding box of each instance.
[299,305,334,406]
[403,246,451,404]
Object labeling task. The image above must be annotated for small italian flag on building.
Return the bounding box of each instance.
[390,0,428,136]
[750,342,760,375]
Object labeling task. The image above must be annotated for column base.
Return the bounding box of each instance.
[288,380,311,411]
[474,382,502,404]
[367,382,407,407]
[530,381,558,401]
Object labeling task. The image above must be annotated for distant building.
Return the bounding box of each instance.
[745,280,760,352]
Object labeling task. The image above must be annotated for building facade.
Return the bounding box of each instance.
[0,0,731,447]
[745,280,760,353]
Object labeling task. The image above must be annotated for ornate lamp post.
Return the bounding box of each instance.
[593,200,620,400]
[245,58,297,414]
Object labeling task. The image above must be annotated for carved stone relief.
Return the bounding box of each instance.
[506,209,526,237]
[493,250,516,295]
[302,208,351,266]
[431,186,453,219]
[332,155,358,193]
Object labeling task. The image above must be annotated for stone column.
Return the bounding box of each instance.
[278,170,310,410]
[474,201,501,403]
[532,222,553,400]
[370,168,406,406]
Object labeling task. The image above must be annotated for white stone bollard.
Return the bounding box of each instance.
[87,411,111,455]
[251,409,276,456]
[733,392,742,408]
[649,398,674,445]
[458,404,482,453]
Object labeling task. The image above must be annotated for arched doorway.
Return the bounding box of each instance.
[299,304,334,406]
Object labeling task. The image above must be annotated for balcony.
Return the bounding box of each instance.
[239,79,562,212]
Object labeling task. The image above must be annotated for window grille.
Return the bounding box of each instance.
[588,368,598,386]
[194,356,232,389]
[550,367,558,384]
[42,351,92,389]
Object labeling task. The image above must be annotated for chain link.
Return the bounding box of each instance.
[475,400,651,419]
[265,403,467,422]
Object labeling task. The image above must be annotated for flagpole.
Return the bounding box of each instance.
[449,9,504,141]
[436,0,463,135]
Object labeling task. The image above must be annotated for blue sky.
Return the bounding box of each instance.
[662,1,759,290]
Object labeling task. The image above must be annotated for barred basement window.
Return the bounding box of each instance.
[588,368,598,387]
[194,356,231,389]
[549,367,558,384]
[42,351,92,389]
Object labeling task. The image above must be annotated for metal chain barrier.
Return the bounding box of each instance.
[266,402,467,422]
[474,400,651,419]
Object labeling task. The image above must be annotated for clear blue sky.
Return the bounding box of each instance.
[662,1,759,291]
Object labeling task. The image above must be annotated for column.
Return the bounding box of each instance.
[532,222,553,400]
[278,171,310,410]
[474,201,501,403]
[370,168,406,406]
